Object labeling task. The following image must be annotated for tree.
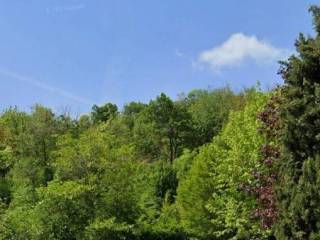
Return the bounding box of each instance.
[0,106,57,208]
[134,93,192,163]
[176,90,269,239]
[77,114,92,133]
[122,102,147,130]
[0,107,30,158]
[275,6,320,239]
[123,102,147,116]
[251,92,282,230]
[32,181,95,240]
[29,105,57,183]
[0,121,12,206]
[185,87,243,147]
[91,103,118,123]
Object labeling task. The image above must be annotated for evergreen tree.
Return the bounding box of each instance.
[275,6,320,239]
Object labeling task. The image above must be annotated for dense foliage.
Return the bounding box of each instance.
[176,90,268,239]
[0,88,257,239]
[2,5,320,240]
[275,6,320,240]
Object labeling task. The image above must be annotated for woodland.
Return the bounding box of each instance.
[1,5,320,240]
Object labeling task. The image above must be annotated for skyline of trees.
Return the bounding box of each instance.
[1,5,320,240]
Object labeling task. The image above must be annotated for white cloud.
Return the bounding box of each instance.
[0,69,94,105]
[198,33,290,71]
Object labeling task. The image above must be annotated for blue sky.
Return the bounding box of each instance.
[0,0,318,114]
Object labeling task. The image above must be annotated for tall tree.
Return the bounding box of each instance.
[151,93,193,163]
[275,6,320,239]
[176,90,268,239]
[133,93,192,163]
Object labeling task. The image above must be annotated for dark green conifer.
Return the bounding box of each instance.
[276,6,320,239]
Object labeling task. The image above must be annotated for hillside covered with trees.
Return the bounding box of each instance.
[1,5,320,240]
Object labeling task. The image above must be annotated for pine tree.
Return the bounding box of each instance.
[276,6,320,239]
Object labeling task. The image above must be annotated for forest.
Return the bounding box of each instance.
[1,5,320,240]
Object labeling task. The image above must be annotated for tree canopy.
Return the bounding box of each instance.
[1,5,320,240]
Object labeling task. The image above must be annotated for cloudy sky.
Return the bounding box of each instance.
[0,0,318,114]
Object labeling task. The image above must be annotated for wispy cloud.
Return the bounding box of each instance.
[197,33,290,72]
[46,3,86,13]
[0,69,94,105]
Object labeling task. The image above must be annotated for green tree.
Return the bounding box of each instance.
[177,90,268,239]
[91,103,118,123]
[0,121,12,206]
[0,107,31,158]
[275,6,320,239]
[28,105,57,182]
[1,106,57,208]
[123,101,147,116]
[32,181,95,240]
[134,93,192,163]
[185,87,242,147]
[77,114,92,133]
[122,101,147,130]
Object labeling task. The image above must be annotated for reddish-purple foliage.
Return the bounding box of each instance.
[244,94,283,229]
